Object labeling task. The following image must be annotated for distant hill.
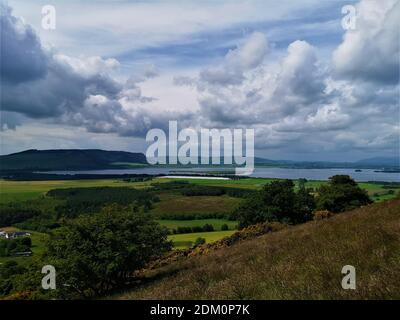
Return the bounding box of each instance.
[255,156,400,169]
[1,149,398,172]
[0,149,147,171]
[113,198,400,300]
[355,157,399,167]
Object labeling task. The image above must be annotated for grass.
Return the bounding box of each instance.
[1,177,397,204]
[150,194,242,218]
[0,179,155,204]
[168,230,235,249]
[157,219,238,231]
[114,198,400,300]
[157,177,277,189]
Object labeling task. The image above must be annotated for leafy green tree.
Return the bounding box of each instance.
[202,224,214,232]
[262,180,296,221]
[232,192,276,228]
[293,184,316,223]
[233,179,315,228]
[316,175,371,213]
[46,204,172,298]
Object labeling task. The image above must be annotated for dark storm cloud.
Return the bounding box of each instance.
[0,3,47,83]
[0,3,190,137]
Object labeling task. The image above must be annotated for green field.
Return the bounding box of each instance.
[0,176,398,258]
[0,179,155,204]
[150,193,241,218]
[1,177,398,204]
[168,230,235,249]
[157,219,237,230]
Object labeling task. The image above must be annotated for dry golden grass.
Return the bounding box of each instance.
[113,199,400,300]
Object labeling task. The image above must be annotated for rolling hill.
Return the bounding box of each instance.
[1,149,398,172]
[113,198,400,300]
[0,149,147,171]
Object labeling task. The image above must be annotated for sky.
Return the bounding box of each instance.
[0,0,399,161]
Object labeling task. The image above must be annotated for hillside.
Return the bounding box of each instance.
[0,149,147,171]
[255,156,400,169]
[114,198,400,300]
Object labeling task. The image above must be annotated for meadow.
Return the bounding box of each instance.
[1,177,397,204]
[0,176,398,258]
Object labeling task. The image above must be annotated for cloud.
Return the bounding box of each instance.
[0,2,47,83]
[183,34,328,129]
[0,3,191,137]
[1,0,399,160]
[333,0,400,84]
[199,32,268,86]
[174,19,398,156]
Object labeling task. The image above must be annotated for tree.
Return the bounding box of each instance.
[316,175,371,213]
[293,184,316,223]
[202,224,214,232]
[46,204,172,298]
[233,179,315,228]
[232,192,276,228]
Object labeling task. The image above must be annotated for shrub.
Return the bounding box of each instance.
[221,224,229,231]
[316,175,371,213]
[46,204,172,298]
[233,179,315,228]
[193,237,206,247]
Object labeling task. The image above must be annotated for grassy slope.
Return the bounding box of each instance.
[115,199,400,300]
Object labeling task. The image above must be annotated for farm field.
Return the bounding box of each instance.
[157,219,237,231]
[168,230,235,249]
[1,177,398,204]
[0,175,398,264]
[150,194,241,218]
[0,179,155,204]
